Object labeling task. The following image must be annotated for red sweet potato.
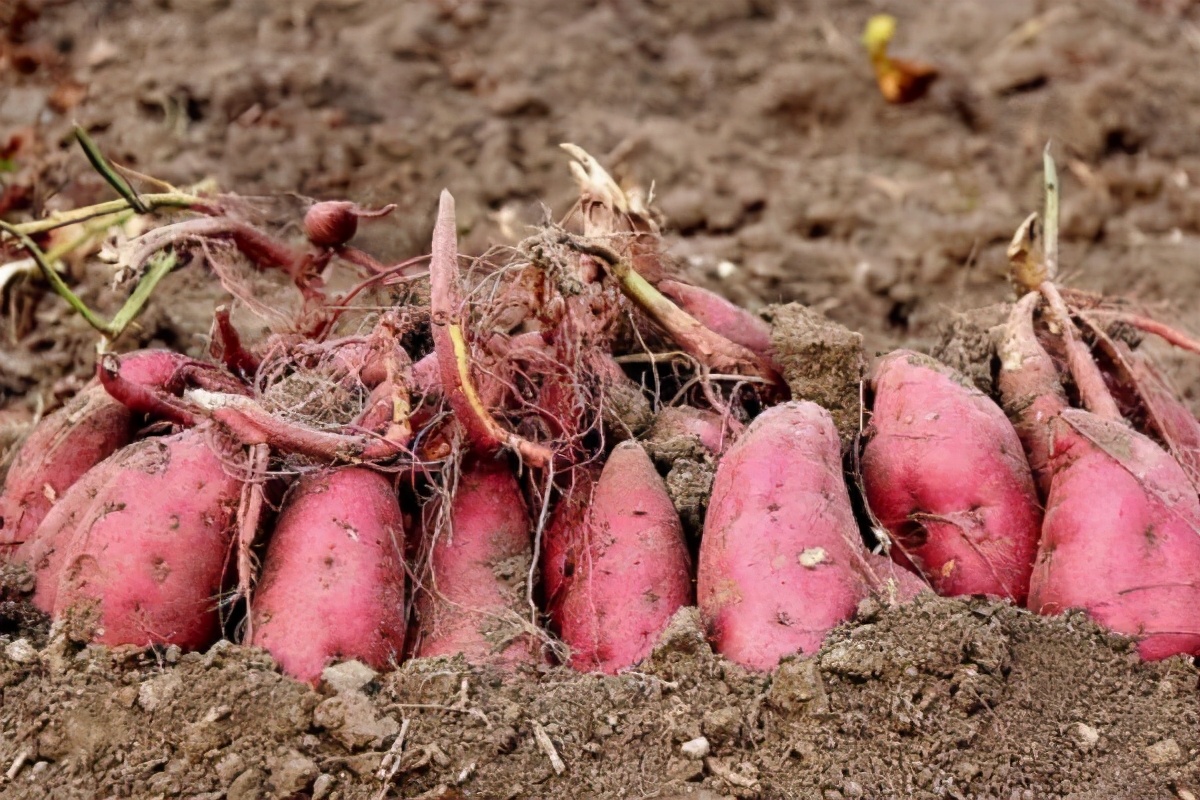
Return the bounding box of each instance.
[413,457,538,666]
[539,465,597,620]
[648,406,742,457]
[18,427,241,650]
[1027,409,1200,660]
[0,350,198,555]
[698,401,924,671]
[0,386,132,557]
[998,295,1200,660]
[658,279,774,360]
[862,350,1042,602]
[250,468,406,683]
[556,442,693,673]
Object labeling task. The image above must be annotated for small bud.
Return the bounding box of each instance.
[305,201,359,248]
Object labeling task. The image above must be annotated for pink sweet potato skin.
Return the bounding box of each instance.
[251,468,406,683]
[19,427,240,650]
[1027,410,1200,660]
[540,466,597,620]
[557,442,693,674]
[658,279,774,359]
[698,401,923,672]
[0,350,195,556]
[999,294,1200,660]
[0,386,132,556]
[414,458,537,666]
[862,350,1042,602]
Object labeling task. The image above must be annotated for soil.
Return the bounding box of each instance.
[4,0,1200,798]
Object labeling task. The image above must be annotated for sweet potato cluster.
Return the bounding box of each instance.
[3,151,1199,682]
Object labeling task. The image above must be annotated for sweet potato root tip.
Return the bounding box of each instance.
[558,442,693,674]
[251,468,407,683]
[862,350,1042,602]
[429,191,552,466]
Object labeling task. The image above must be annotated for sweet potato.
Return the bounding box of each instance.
[539,465,597,620]
[0,386,131,557]
[698,401,924,671]
[18,427,241,649]
[1027,409,1200,660]
[556,442,693,673]
[862,350,1042,602]
[250,468,406,683]
[413,457,538,666]
[0,350,198,555]
[998,295,1200,660]
[658,279,774,361]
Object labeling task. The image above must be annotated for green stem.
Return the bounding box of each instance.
[0,219,178,341]
[0,220,110,332]
[2,193,201,237]
[74,125,148,213]
[109,251,177,335]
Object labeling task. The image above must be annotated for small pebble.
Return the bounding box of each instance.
[5,639,36,664]
[680,736,710,759]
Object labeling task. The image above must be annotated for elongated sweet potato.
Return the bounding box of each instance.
[698,401,924,671]
[998,295,1200,660]
[557,442,693,673]
[413,457,538,666]
[0,350,200,556]
[862,350,1042,602]
[251,468,406,683]
[18,427,241,650]
[540,465,597,620]
[658,279,774,361]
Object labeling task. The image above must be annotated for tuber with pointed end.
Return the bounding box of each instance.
[18,427,241,650]
[250,468,407,683]
[413,457,539,667]
[698,401,925,671]
[862,350,1043,602]
[556,442,693,673]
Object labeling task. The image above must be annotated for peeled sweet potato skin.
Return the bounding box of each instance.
[0,386,133,555]
[862,350,1042,602]
[1027,410,1200,661]
[251,468,406,683]
[414,458,537,667]
[557,442,693,674]
[20,427,240,650]
[698,401,921,672]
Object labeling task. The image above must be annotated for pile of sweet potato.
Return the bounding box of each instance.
[3,149,1199,683]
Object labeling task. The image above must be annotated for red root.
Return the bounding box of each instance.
[429,190,553,467]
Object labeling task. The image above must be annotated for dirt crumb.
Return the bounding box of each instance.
[766,303,866,442]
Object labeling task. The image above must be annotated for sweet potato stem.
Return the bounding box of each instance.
[430,190,552,467]
[556,233,784,390]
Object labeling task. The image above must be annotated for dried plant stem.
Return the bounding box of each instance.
[3,193,203,237]
[556,233,782,388]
